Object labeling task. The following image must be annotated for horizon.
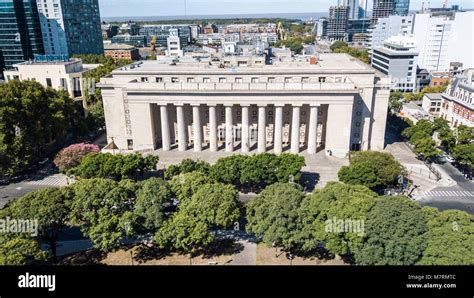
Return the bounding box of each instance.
[98,0,474,18]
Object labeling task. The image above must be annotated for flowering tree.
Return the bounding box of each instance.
[53,143,100,173]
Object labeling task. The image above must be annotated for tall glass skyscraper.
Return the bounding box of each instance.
[372,0,410,24]
[36,0,103,56]
[0,0,44,69]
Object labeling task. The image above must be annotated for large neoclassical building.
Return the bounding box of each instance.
[98,53,390,158]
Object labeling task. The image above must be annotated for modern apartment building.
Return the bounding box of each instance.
[328,6,349,41]
[36,0,103,56]
[372,0,410,24]
[367,15,414,54]
[139,25,192,48]
[0,0,44,69]
[372,35,418,92]
[412,11,474,72]
[340,0,362,20]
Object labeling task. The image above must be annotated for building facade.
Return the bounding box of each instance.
[36,0,103,56]
[372,0,410,24]
[372,35,418,92]
[412,11,474,72]
[440,69,474,128]
[367,15,414,54]
[104,44,140,61]
[3,57,99,100]
[0,0,44,69]
[422,93,443,116]
[98,54,390,158]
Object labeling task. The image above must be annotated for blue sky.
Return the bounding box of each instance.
[99,0,474,17]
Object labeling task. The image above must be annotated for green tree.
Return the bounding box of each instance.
[164,159,211,180]
[354,196,427,265]
[68,179,137,252]
[134,178,173,232]
[295,183,378,256]
[412,137,442,160]
[182,183,241,229]
[154,211,214,257]
[70,153,158,180]
[338,151,404,189]
[0,236,47,265]
[418,208,474,265]
[0,80,80,175]
[455,125,474,144]
[389,91,404,112]
[275,153,306,183]
[330,40,347,51]
[5,188,69,261]
[210,155,249,186]
[246,183,306,252]
[170,171,215,204]
[451,143,474,169]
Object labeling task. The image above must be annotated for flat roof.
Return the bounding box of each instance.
[424,93,443,100]
[104,43,137,50]
[112,53,376,74]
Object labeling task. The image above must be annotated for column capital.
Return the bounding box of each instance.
[274,104,285,107]
[224,104,234,108]
[240,104,251,107]
[208,104,217,107]
[292,104,303,107]
[309,104,321,107]
[257,104,268,108]
[174,103,184,107]
[191,103,201,107]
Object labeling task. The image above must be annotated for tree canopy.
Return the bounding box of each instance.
[418,208,474,265]
[0,80,80,175]
[338,151,404,190]
[134,178,173,232]
[68,178,137,252]
[246,183,306,252]
[354,196,427,265]
[70,153,158,180]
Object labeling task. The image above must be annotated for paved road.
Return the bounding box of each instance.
[419,160,474,215]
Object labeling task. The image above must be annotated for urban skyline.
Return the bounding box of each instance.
[99,0,474,17]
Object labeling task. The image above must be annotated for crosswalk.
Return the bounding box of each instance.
[424,190,474,199]
[26,175,68,187]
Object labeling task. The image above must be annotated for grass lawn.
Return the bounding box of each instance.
[256,243,347,265]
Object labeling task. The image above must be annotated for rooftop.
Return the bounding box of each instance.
[104,43,137,50]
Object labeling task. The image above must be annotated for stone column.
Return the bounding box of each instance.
[209,105,218,152]
[225,105,233,152]
[176,104,186,152]
[274,105,284,154]
[241,105,250,153]
[307,105,319,154]
[160,105,171,151]
[192,105,202,152]
[258,105,266,153]
[291,105,301,154]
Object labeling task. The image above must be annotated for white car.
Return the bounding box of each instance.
[441,153,455,163]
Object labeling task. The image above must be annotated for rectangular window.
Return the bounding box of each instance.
[171,77,180,83]
[251,77,259,83]
[235,77,243,83]
[141,77,148,82]
[127,139,133,150]
[284,77,292,83]
[187,77,195,83]
[46,78,52,87]
[156,77,163,83]
[203,77,211,83]
[319,77,326,83]
[219,77,227,83]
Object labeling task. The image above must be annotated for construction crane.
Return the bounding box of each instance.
[150,35,157,53]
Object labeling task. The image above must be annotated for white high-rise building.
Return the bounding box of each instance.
[37,0,68,55]
[412,11,474,72]
[367,15,414,54]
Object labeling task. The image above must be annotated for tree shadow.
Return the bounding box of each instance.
[300,171,320,192]
[133,244,174,264]
[196,239,244,259]
[58,248,107,265]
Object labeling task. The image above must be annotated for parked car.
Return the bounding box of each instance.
[440,153,455,163]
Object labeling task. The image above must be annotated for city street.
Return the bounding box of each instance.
[419,161,474,215]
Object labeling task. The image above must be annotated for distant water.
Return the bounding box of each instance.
[102,12,328,22]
